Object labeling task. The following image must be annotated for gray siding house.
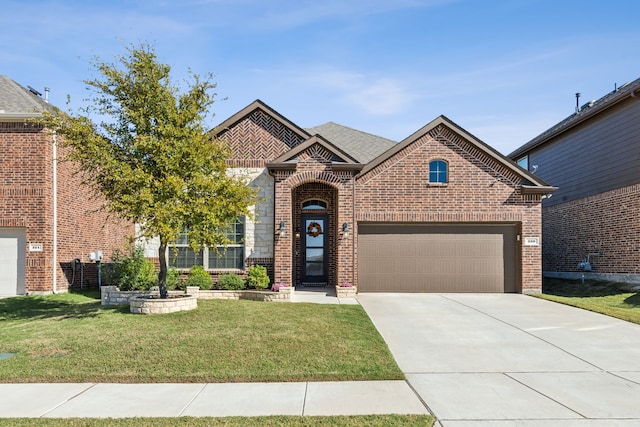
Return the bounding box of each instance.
[509,77,640,284]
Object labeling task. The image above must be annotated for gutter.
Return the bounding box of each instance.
[0,113,43,121]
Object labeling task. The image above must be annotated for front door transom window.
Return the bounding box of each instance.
[302,199,327,210]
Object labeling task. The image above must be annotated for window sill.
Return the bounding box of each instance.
[427,182,448,187]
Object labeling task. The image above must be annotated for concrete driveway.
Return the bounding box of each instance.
[358,293,640,427]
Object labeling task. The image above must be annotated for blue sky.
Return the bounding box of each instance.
[2,0,639,154]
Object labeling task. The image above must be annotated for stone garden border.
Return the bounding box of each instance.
[129,294,198,314]
[101,285,294,307]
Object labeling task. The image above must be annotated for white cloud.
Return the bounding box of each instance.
[344,78,414,115]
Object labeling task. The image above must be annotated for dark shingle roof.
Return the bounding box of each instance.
[306,122,397,164]
[0,75,53,116]
[509,76,640,158]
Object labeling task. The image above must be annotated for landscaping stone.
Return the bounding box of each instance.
[336,285,357,298]
[129,294,198,315]
[101,285,294,306]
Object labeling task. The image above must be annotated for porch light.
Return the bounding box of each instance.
[341,222,350,239]
[277,220,286,238]
[295,226,301,239]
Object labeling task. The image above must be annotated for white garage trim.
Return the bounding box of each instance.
[0,229,26,296]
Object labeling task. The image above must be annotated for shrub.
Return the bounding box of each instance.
[217,273,245,290]
[103,246,156,291]
[246,265,270,290]
[184,265,213,290]
[165,268,181,290]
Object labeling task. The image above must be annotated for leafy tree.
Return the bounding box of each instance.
[41,44,255,298]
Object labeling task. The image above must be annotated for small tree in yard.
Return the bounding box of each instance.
[41,44,255,298]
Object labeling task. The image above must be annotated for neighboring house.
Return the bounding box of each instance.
[509,77,640,284]
[168,100,554,293]
[0,76,133,295]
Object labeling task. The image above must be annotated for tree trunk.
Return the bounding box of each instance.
[158,239,168,299]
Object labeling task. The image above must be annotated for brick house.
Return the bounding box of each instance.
[0,76,133,296]
[509,77,640,285]
[168,100,554,293]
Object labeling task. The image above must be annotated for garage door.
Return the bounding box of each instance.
[0,229,26,296]
[358,224,518,293]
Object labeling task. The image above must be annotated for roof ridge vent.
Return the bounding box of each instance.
[580,100,596,111]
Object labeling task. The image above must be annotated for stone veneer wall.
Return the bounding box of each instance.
[138,167,275,279]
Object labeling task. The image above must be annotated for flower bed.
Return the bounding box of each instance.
[101,285,294,306]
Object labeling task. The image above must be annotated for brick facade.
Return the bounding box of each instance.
[219,109,306,168]
[0,122,133,294]
[355,125,543,292]
[542,183,640,275]
[213,102,548,293]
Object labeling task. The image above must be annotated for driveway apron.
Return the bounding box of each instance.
[358,293,640,426]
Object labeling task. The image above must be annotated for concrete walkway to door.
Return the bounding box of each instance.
[358,293,640,427]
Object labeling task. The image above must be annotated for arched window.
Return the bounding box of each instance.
[302,199,327,210]
[429,160,448,184]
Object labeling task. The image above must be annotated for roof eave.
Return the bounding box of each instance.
[0,112,43,121]
[521,185,558,195]
[265,162,297,170]
[509,85,640,158]
[211,99,311,140]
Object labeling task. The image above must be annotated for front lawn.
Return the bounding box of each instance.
[536,278,640,324]
[0,291,403,383]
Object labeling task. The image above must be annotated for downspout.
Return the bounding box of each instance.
[52,132,58,294]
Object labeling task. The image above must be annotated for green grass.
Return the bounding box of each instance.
[0,415,434,426]
[0,291,403,383]
[535,278,640,324]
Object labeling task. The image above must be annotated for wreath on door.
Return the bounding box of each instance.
[307,222,322,237]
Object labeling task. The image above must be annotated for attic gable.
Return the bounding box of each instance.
[212,99,311,166]
[267,134,363,171]
[359,115,555,194]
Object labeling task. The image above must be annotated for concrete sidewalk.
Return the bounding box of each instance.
[0,381,429,418]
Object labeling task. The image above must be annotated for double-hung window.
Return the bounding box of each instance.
[169,217,245,270]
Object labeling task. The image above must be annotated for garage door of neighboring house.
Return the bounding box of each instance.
[0,229,26,296]
[358,224,519,293]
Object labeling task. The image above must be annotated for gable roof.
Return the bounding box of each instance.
[360,115,555,192]
[211,99,311,140]
[305,122,397,164]
[0,75,54,120]
[509,76,640,159]
[266,134,363,171]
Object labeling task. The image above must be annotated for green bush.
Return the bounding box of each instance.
[217,273,245,290]
[165,267,181,290]
[246,265,270,290]
[103,246,156,291]
[184,265,213,290]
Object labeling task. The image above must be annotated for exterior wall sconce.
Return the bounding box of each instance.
[295,226,301,239]
[277,220,286,238]
[341,222,350,239]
